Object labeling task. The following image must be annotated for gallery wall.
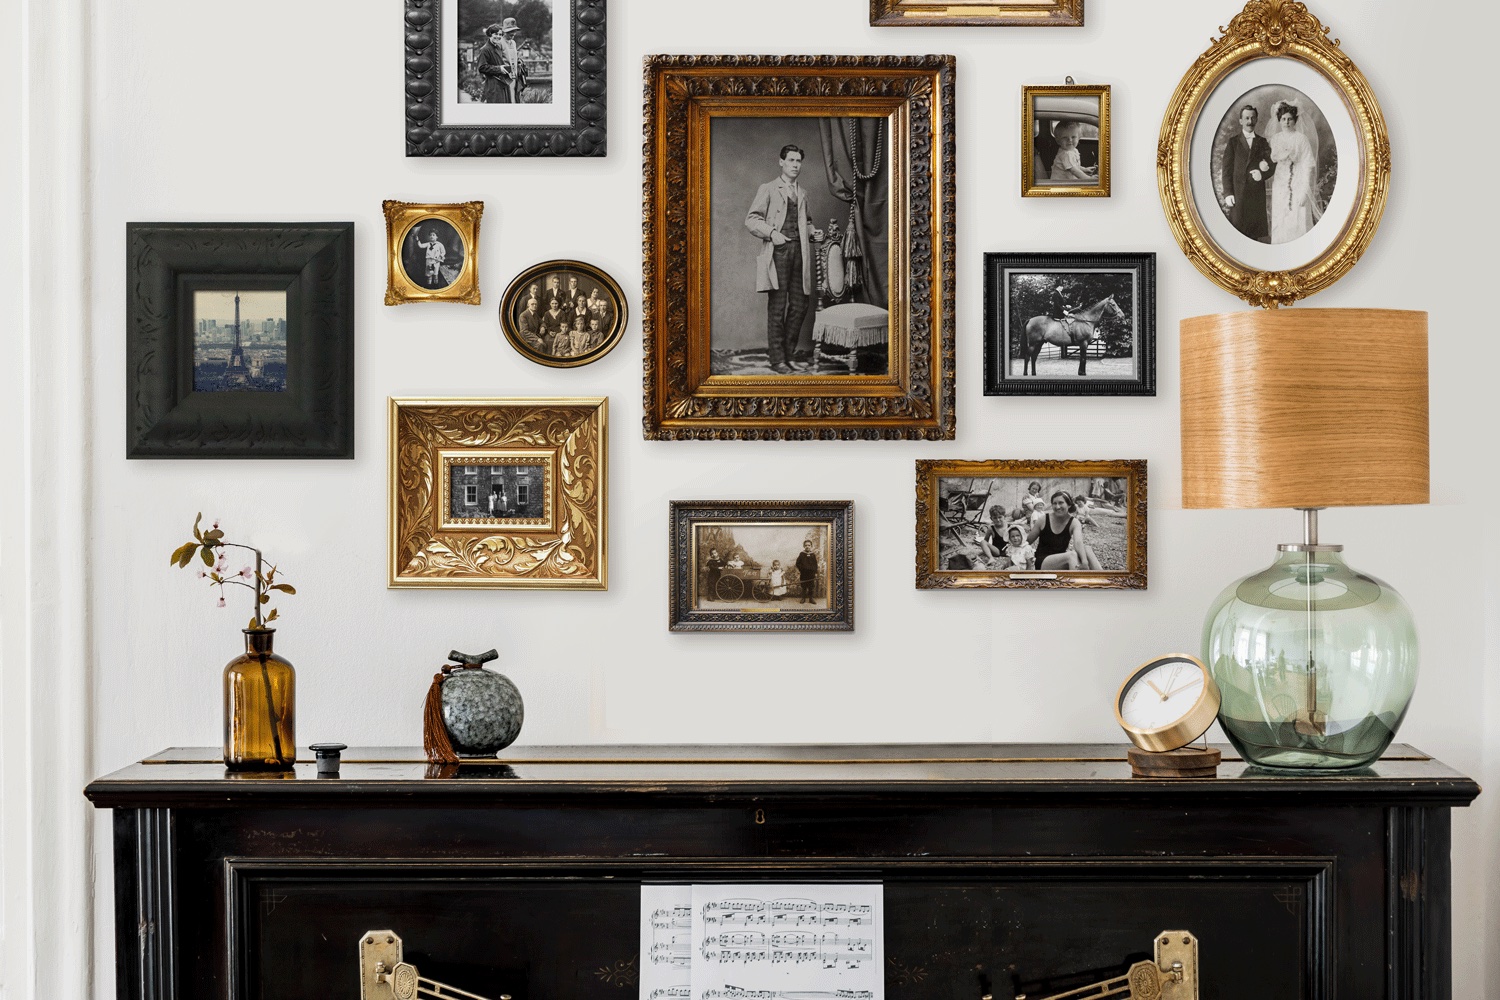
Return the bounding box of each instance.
[10,0,1490,994]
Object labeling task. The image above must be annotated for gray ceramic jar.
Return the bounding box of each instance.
[440,654,524,755]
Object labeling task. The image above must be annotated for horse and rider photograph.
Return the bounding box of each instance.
[983,252,1156,397]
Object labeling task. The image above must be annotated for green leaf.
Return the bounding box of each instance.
[265,608,279,623]
[259,594,270,604]
[204,529,224,542]
[170,542,195,567]
[247,615,259,630]
[200,546,214,567]
[270,584,296,595]
[193,513,203,542]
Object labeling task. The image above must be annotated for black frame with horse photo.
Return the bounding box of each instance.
[915,459,1147,591]
[982,252,1155,397]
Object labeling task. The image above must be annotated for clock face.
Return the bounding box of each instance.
[1118,657,1208,732]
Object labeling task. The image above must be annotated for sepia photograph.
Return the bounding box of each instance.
[984,252,1155,396]
[1209,85,1338,246]
[192,290,287,393]
[709,116,891,377]
[916,460,1147,590]
[669,500,854,632]
[500,260,627,368]
[447,461,548,521]
[401,219,465,291]
[1023,85,1110,197]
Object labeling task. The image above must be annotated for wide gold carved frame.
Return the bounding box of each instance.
[389,397,607,589]
[915,459,1148,591]
[871,0,1083,27]
[642,55,955,441]
[383,200,484,306]
[1156,0,1390,308]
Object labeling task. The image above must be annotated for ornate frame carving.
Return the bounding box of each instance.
[403,0,606,158]
[1156,0,1390,308]
[871,0,1083,27]
[641,55,956,441]
[669,500,854,632]
[389,397,607,589]
[125,222,355,459]
[915,459,1147,590]
[384,201,484,306]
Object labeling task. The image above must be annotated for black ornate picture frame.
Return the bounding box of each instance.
[669,501,855,632]
[404,0,606,158]
[126,223,355,459]
[983,252,1155,397]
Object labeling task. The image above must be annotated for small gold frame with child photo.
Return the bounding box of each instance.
[1022,83,1111,198]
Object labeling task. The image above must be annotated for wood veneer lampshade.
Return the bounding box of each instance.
[1180,309,1428,510]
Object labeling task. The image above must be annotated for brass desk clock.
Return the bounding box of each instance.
[1114,654,1222,778]
[360,930,513,1000]
[989,930,1199,1000]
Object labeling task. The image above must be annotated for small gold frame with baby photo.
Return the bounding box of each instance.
[383,200,484,305]
[1022,83,1111,198]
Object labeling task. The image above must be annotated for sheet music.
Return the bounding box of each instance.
[641,885,693,1000]
[689,885,883,1000]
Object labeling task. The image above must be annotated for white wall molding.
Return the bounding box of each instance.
[2,0,95,997]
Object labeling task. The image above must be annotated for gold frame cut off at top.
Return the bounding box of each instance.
[871,0,1082,27]
[389,397,607,589]
[1156,0,1390,308]
[915,459,1148,590]
[383,200,484,306]
[1022,83,1111,198]
[499,259,629,369]
[641,55,956,441]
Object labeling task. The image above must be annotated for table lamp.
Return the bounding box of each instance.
[1180,309,1429,771]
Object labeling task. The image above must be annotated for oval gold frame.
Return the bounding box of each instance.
[1156,0,1390,309]
[499,259,629,369]
[1114,654,1222,753]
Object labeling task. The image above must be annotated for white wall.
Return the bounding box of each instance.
[5,0,1498,996]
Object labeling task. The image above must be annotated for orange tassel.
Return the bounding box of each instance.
[423,669,459,764]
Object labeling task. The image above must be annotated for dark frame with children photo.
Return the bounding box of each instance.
[669,500,855,632]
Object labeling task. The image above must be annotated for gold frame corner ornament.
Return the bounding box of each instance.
[383,200,485,306]
[388,396,607,590]
[1114,654,1222,753]
[1156,0,1390,308]
[1022,83,1111,199]
[870,0,1083,27]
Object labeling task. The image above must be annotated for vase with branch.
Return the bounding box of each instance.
[171,514,298,770]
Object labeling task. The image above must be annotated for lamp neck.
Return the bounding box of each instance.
[1278,507,1344,553]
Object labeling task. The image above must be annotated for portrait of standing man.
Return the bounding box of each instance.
[1218,104,1276,243]
[745,145,825,374]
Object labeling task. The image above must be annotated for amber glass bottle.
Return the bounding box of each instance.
[223,629,296,770]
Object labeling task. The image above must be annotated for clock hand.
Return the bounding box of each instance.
[1146,678,1169,700]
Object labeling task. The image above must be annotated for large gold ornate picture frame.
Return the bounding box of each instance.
[1157,0,1390,308]
[642,55,956,441]
[916,459,1147,591]
[389,397,607,589]
[871,0,1082,27]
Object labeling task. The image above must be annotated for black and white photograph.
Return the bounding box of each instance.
[984,253,1155,396]
[693,523,830,611]
[455,0,555,107]
[936,476,1129,574]
[500,260,628,368]
[447,462,547,521]
[668,500,855,632]
[1209,84,1338,245]
[708,117,891,377]
[1023,85,1111,198]
[401,219,465,291]
[192,291,287,393]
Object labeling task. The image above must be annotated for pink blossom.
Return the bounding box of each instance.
[197,569,206,579]
[212,520,220,529]
[239,566,252,578]
[217,596,226,608]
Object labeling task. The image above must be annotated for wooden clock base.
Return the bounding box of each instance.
[1128,745,1222,778]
